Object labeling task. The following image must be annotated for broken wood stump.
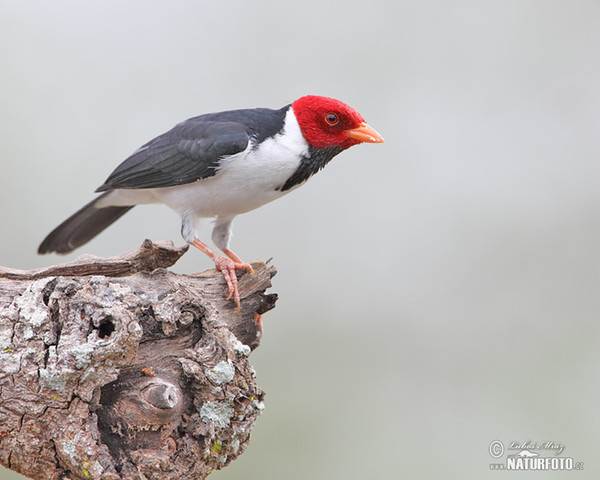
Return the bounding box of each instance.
[0,240,277,480]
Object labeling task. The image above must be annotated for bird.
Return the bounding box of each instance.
[38,95,384,309]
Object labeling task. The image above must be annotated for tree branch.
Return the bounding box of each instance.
[0,240,277,480]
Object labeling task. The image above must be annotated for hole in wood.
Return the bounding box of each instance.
[98,318,116,339]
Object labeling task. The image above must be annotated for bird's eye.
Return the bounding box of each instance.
[324,113,339,126]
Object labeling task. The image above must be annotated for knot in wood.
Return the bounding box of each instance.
[100,375,184,432]
[142,381,180,410]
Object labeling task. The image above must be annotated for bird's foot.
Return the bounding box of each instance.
[253,312,264,339]
[212,255,254,310]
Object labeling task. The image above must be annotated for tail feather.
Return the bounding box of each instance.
[38,192,134,254]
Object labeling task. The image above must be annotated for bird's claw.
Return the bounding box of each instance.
[253,312,263,339]
[212,255,253,310]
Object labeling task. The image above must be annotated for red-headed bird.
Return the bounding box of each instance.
[39,95,384,308]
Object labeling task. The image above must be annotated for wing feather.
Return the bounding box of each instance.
[96,120,250,191]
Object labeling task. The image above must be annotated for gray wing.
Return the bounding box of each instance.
[96,120,250,191]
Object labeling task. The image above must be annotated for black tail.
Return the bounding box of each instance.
[38,192,134,254]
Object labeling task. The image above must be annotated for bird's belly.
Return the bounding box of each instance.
[155,179,286,217]
[153,153,301,218]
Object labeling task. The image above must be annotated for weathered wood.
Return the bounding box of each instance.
[0,240,277,480]
[0,239,189,281]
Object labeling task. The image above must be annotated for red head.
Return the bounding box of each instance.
[292,95,384,150]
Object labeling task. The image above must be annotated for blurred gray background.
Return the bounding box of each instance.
[1,1,599,479]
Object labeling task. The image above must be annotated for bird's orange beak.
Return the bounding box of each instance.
[345,122,384,143]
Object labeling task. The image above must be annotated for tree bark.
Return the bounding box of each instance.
[0,240,277,480]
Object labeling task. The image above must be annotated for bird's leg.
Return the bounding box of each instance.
[253,312,264,339]
[190,239,253,310]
